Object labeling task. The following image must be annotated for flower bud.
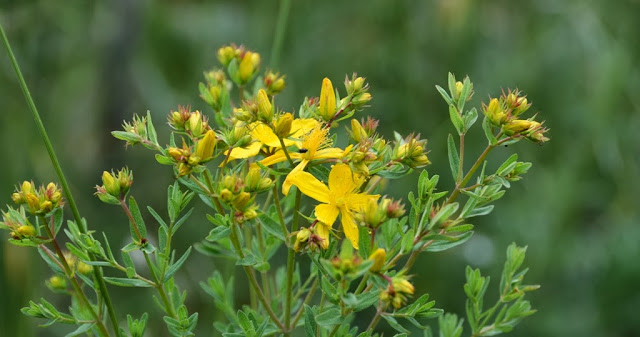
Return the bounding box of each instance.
[368,248,386,272]
[258,177,274,191]
[187,111,206,138]
[244,167,262,191]
[256,89,273,122]
[195,130,217,162]
[243,208,258,221]
[115,168,133,195]
[220,188,233,202]
[318,77,336,121]
[239,51,260,83]
[483,98,507,125]
[48,275,67,290]
[11,192,23,204]
[294,227,311,252]
[503,119,537,135]
[17,225,36,237]
[77,261,92,274]
[232,192,251,210]
[21,181,34,195]
[382,198,406,219]
[350,119,367,143]
[177,163,192,177]
[352,92,372,106]
[217,45,236,67]
[102,171,121,197]
[274,112,294,138]
[264,71,286,95]
[454,81,464,100]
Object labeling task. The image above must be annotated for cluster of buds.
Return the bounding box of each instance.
[482,89,549,143]
[121,114,148,146]
[344,74,372,109]
[348,118,390,175]
[263,71,286,95]
[217,44,261,85]
[63,251,92,275]
[330,250,363,276]
[168,107,211,138]
[393,134,431,168]
[95,168,133,204]
[222,122,253,148]
[166,131,218,176]
[1,206,36,239]
[12,181,63,215]
[293,222,330,252]
[356,197,406,228]
[380,275,415,309]
[218,170,270,223]
[200,69,227,111]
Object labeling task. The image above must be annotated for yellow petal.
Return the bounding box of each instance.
[346,193,380,212]
[315,204,339,226]
[286,170,330,203]
[328,163,358,197]
[340,208,359,249]
[260,151,301,167]
[291,118,320,138]
[224,142,262,163]
[250,123,281,148]
[314,147,348,160]
[282,159,309,195]
[315,222,330,249]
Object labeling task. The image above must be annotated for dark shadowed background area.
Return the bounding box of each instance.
[1,0,639,336]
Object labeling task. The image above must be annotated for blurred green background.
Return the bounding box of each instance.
[1,0,639,336]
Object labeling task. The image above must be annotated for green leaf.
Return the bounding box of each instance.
[449,105,464,135]
[428,202,459,230]
[257,213,285,241]
[304,305,317,337]
[496,154,518,176]
[464,107,478,131]
[358,226,371,258]
[425,231,473,252]
[382,315,410,333]
[447,134,460,182]
[436,85,453,105]
[128,197,147,240]
[104,277,153,288]
[206,226,231,242]
[457,76,472,113]
[163,247,192,282]
[315,307,343,327]
[146,111,158,145]
[112,131,141,143]
[482,117,497,145]
[65,323,95,337]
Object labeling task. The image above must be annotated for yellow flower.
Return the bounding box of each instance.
[224,119,319,162]
[286,163,379,249]
[260,125,352,194]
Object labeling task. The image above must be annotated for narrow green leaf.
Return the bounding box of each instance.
[128,197,147,240]
[315,307,343,327]
[163,247,192,282]
[104,277,153,288]
[257,213,285,241]
[304,305,317,337]
[435,85,453,105]
[447,134,460,182]
[449,105,464,135]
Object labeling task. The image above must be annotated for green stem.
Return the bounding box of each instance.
[284,189,302,334]
[119,200,177,319]
[290,277,318,328]
[41,218,111,337]
[269,0,293,69]
[458,133,465,183]
[229,222,286,331]
[366,307,384,331]
[272,183,289,236]
[0,22,121,336]
[277,136,295,167]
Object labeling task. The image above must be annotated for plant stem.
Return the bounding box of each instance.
[119,200,177,318]
[272,183,289,236]
[458,133,465,182]
[229,222,286,331]
[270,0,292,69]
[41,218,111,337]
[0,22,121,336]
[366,307,384,331]
[277,136,295,167]
[290,277,318,328]
[284,189,302,335]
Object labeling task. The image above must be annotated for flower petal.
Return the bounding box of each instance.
[223,142,262,164]
[314,147,347,160]
[315,204,339,226]
[291,118,320,138]
[315,222,330,249]
[286,170,330,203]
[340,208,359,249]
[260,151,301,167]
[346,193,380,212]
[328,163,358,196]
[282,159,309,195]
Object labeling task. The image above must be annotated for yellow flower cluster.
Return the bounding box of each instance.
[482,89,549,143]
[11,181,63,215]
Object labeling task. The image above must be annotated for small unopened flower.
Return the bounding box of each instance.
[186,111,209,138]
[256,89,273,122]
[352,92,372,107]
[217,45,236,67]
[357,199,386,228]
[244,166,273,192]
[16,225,36,237]
[504,90,531,116]
[503,119,539,135]
[350,119,368,143]
[101,171,121,197]
[274,112,293,138]
[381,198,405,219]
[195,130,218,162]
[318,77,337,121]
[394,136,430,168]
[345,74,367,95]
[264,71,286,95]
[167,106,193,131]
[47,275,67,290]
[483,98,507,126]
[368,248,386,272]
[380,275,415,308]
[294,227,311,252]
[238,51,260,84]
